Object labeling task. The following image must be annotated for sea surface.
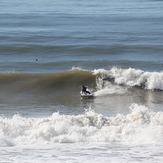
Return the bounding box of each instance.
[0,0,163,162]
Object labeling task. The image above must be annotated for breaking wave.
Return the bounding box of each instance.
[0,68,162,97]
[93,68,163,91]
[0,104,162,146]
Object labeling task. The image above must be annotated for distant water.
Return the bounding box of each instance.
[0,0,163,162]
[0,0,163,73]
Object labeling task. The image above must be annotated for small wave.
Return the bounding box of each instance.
[0,104,162,146]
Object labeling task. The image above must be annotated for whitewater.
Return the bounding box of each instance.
[0,104,163,162]
[1,103,163,146]
[94,68,163,91]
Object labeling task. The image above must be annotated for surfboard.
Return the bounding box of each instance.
[80,91,94,99]
[81,94,94,99]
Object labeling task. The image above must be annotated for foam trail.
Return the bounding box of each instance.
[94,83,127,96]
[94,71,127,96]
[0,104,162,147]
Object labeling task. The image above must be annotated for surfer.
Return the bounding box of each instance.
[82,85,91,94]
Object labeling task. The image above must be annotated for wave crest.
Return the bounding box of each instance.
[93,68,163,90]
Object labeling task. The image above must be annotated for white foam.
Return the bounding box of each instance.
[93,68,127,96]
[94,85,127,96]
[93,68,163,90]
[0,104,162,147]
[71,66,88,71]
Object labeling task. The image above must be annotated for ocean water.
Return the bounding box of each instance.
[0,0,163,162]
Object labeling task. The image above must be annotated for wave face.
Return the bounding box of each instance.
[0,70,95,95]
[0,104,162,147]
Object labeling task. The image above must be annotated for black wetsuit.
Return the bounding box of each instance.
[82,86,90,94]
